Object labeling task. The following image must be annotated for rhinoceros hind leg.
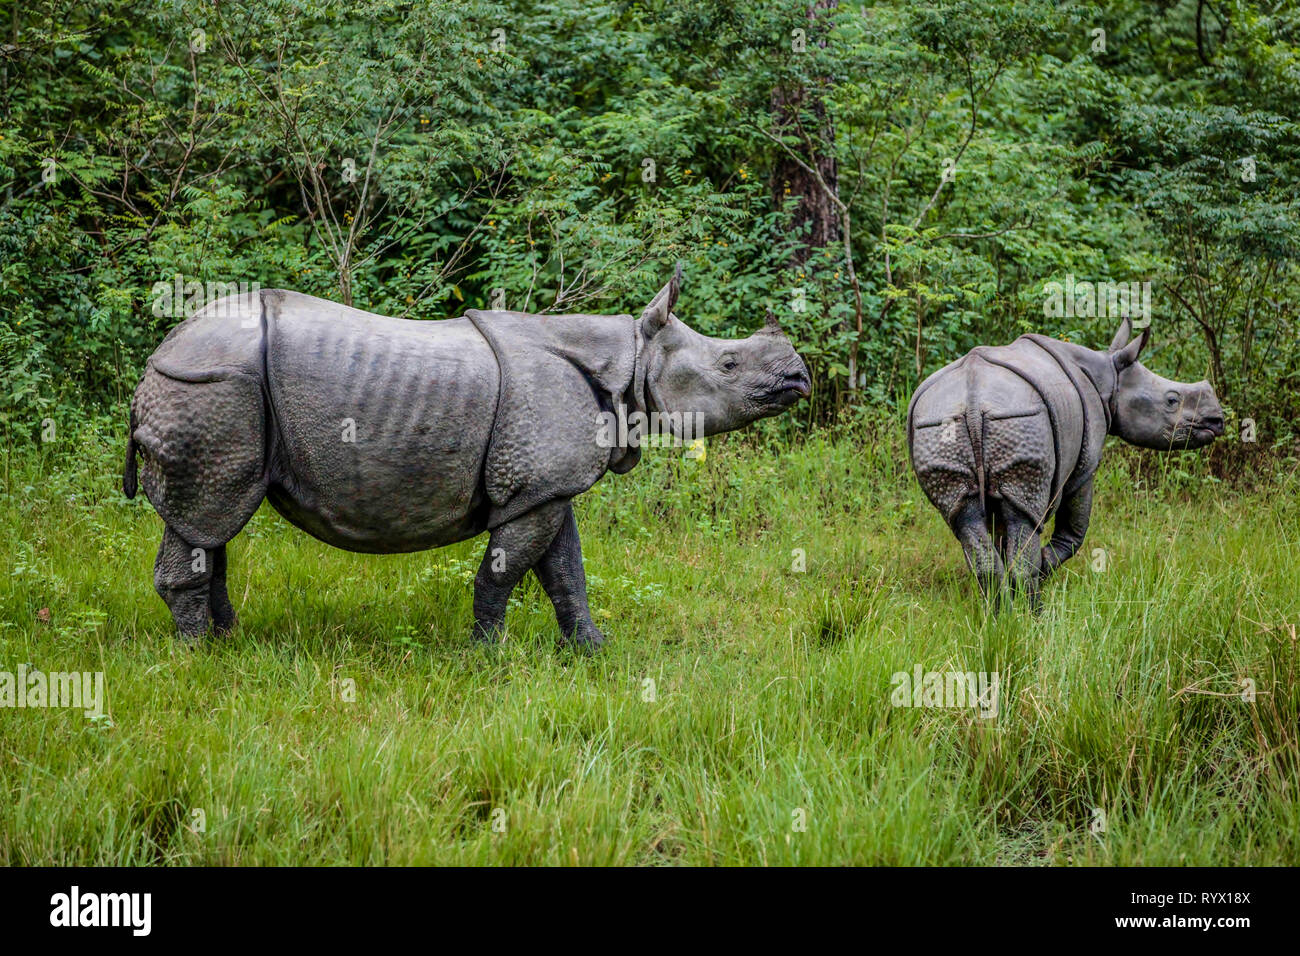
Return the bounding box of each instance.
[154,526,215,641]
[132,366,267,549]
[1040,481,1094,580]
[1001,508,1043,612]
[988,508,1006,560]
[208,544,238,634]
[951,499,1004,609]
[533,502,605,651]
[471,501,568,644]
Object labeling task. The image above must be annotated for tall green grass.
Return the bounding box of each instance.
[1,414,1296,864]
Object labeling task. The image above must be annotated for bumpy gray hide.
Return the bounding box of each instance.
[907,319,1224,608]
[125,268,811,646]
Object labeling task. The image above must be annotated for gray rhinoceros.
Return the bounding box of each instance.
[907,318,1224,608]
[123,265,811,646]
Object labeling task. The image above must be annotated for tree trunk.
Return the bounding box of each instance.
[771,0,840,268]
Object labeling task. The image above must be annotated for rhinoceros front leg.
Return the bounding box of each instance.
[532,501,605,650]
[472,501,568,644]
[1040,480,1094,579]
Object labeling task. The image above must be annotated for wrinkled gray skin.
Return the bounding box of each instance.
[124,265,811,647]
[907,318,1224,609]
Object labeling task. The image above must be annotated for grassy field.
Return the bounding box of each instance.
[1,414,1297,865]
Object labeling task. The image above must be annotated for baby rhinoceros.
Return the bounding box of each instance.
[124,264,811,647]
[907,318,1223,609]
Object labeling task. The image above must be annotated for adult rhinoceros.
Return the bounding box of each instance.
[907,318,1224,609]
[124,265,811,647]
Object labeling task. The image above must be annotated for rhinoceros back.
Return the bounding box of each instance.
[261,291,498,552]
[131,289,501,553]
[908,337,1091,526]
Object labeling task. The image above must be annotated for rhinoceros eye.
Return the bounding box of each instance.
[1165,393,1180,407]
[720,357,738,373]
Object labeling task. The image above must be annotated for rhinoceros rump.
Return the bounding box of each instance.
[907,318,1224,609]
[124,265,811,646]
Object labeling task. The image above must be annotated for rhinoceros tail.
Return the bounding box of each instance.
[123,409,139,499]
[963,374,986,513]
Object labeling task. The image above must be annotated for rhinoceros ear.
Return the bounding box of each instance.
[640,261,683,338]
[1108,316,1133,352]
[1113,324,1149,371]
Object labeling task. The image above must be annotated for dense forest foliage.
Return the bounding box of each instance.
[3,0,1298,441]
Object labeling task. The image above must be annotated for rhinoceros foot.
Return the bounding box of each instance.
[560,622,607,653]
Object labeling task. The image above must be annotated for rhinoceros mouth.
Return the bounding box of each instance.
[1167,423,1220,448]
[1179,417,1224,445]
[766,372,811,408]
